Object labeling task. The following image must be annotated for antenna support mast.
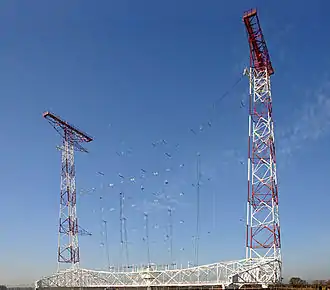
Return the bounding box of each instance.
[43,111,93,271]
[243,9,282,283]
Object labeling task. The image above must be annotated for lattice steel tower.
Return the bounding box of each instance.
[243,9,282,282]
[43,111,93,271]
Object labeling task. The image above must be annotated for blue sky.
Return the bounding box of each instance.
[0,0,330,285]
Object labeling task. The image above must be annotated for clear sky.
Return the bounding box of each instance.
[0,0,329,286]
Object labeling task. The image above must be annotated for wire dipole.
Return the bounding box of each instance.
[195,153,201,266]
[144,213,151,265]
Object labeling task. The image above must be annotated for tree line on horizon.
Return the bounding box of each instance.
[285,277,330,288]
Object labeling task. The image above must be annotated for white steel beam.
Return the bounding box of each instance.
[35,258,280,289]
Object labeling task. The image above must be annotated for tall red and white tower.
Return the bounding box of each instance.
[243,9,282,282]
[43,111,93,271]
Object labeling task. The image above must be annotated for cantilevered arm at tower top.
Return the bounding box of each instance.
[43,111,93,152]
[243,9,274,76]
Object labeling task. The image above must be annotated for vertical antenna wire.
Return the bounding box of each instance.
[195,153,201,266]
[144,213,151,265]
[119,192,124,266]
[123,208,129,266]
[98,173,110,270]
[98,194,109,270]
[103,220,111,271]
[212,189,216,231]
[168,208,173,266]
[99,193,107,270]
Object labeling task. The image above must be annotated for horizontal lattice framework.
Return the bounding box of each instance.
[36,258,281,289]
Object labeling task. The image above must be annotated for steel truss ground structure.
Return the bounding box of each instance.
[35,258,280,289]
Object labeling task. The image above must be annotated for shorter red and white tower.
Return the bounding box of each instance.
[43,111,93,271]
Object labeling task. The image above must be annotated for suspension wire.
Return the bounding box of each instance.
[144,213,151,265]
[206,75,244,124]
[195,153,201,266]
[189,76,244,267]
[93,75,244,269]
